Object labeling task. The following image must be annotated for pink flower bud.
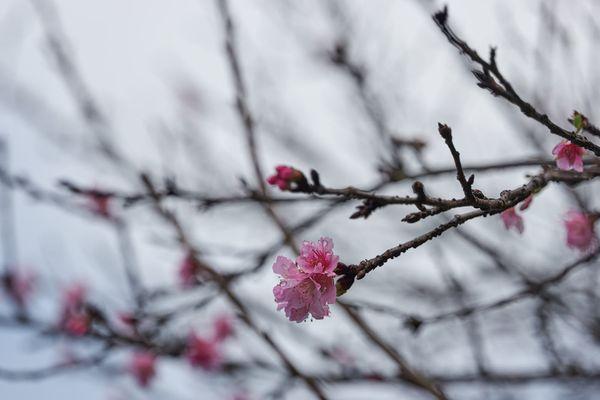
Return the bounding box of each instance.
[266,165,303,191]
[552,140,585,172]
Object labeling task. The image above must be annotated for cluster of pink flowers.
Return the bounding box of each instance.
[59,283,91,336]
[564,211,597,252]
[266,165,304,191]
[500,196,533,234]
[186,314,234,370]
[273,237,338,322]
[178,251,199,288]
[125,315,233,387]
[128,351,157,388]
[1,268,35,308]
[553,140,585,172]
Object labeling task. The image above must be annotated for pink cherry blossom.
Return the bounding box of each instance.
[178,251,199,288]
[60,283,90,336]
[565,211,597,252]
[500,207,524,234]
[186,332,222,370]
[266,165,302,191]
[552,140,585,172]
[212,314,234,342]
[297,237,339,275]
[128,352,156,388]
[273,237,338,322]
[2,269,35,307]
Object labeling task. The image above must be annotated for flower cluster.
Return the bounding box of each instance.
[273,237,338,322]
[186,314,234,370]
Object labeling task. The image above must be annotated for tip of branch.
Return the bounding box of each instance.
[437,123,452,140]
[433,5,448,26]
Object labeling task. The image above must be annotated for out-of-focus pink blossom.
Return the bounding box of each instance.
[178,251,199,288]
[330,346,355,367]
[565,211,597,252]
[273,237,338,322]
[175,81,203,113]
[186,332,221,370]
[88,192,111,218]
[128,351,156,388]
[552,140,585,172]
[2,269,35,307]
[266,165,303,191]
[118,312,137,328]
[212,314,234,342]
[64,283,86,308]
[63,312,91,336]
[500,207,524,234]
[519,195,533,211]
[117,312,139,335]
[60,283,90,336]
[230,393,251,400]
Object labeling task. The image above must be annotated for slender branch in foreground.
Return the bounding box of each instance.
[350,248,600,330]
[432,6,600,156]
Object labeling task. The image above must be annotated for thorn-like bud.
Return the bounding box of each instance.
[404,315,423,334]
[310,169,321,188]
[433,5,448,25]
[437,123,452,140]
[334,262,356,297]
[412,181,425,195]
[472,189,486,199]
[467,174,475,185]
[402,212,422,224]
[334,262,350,275]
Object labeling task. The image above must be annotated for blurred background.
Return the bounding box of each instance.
[1,0,600,399]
